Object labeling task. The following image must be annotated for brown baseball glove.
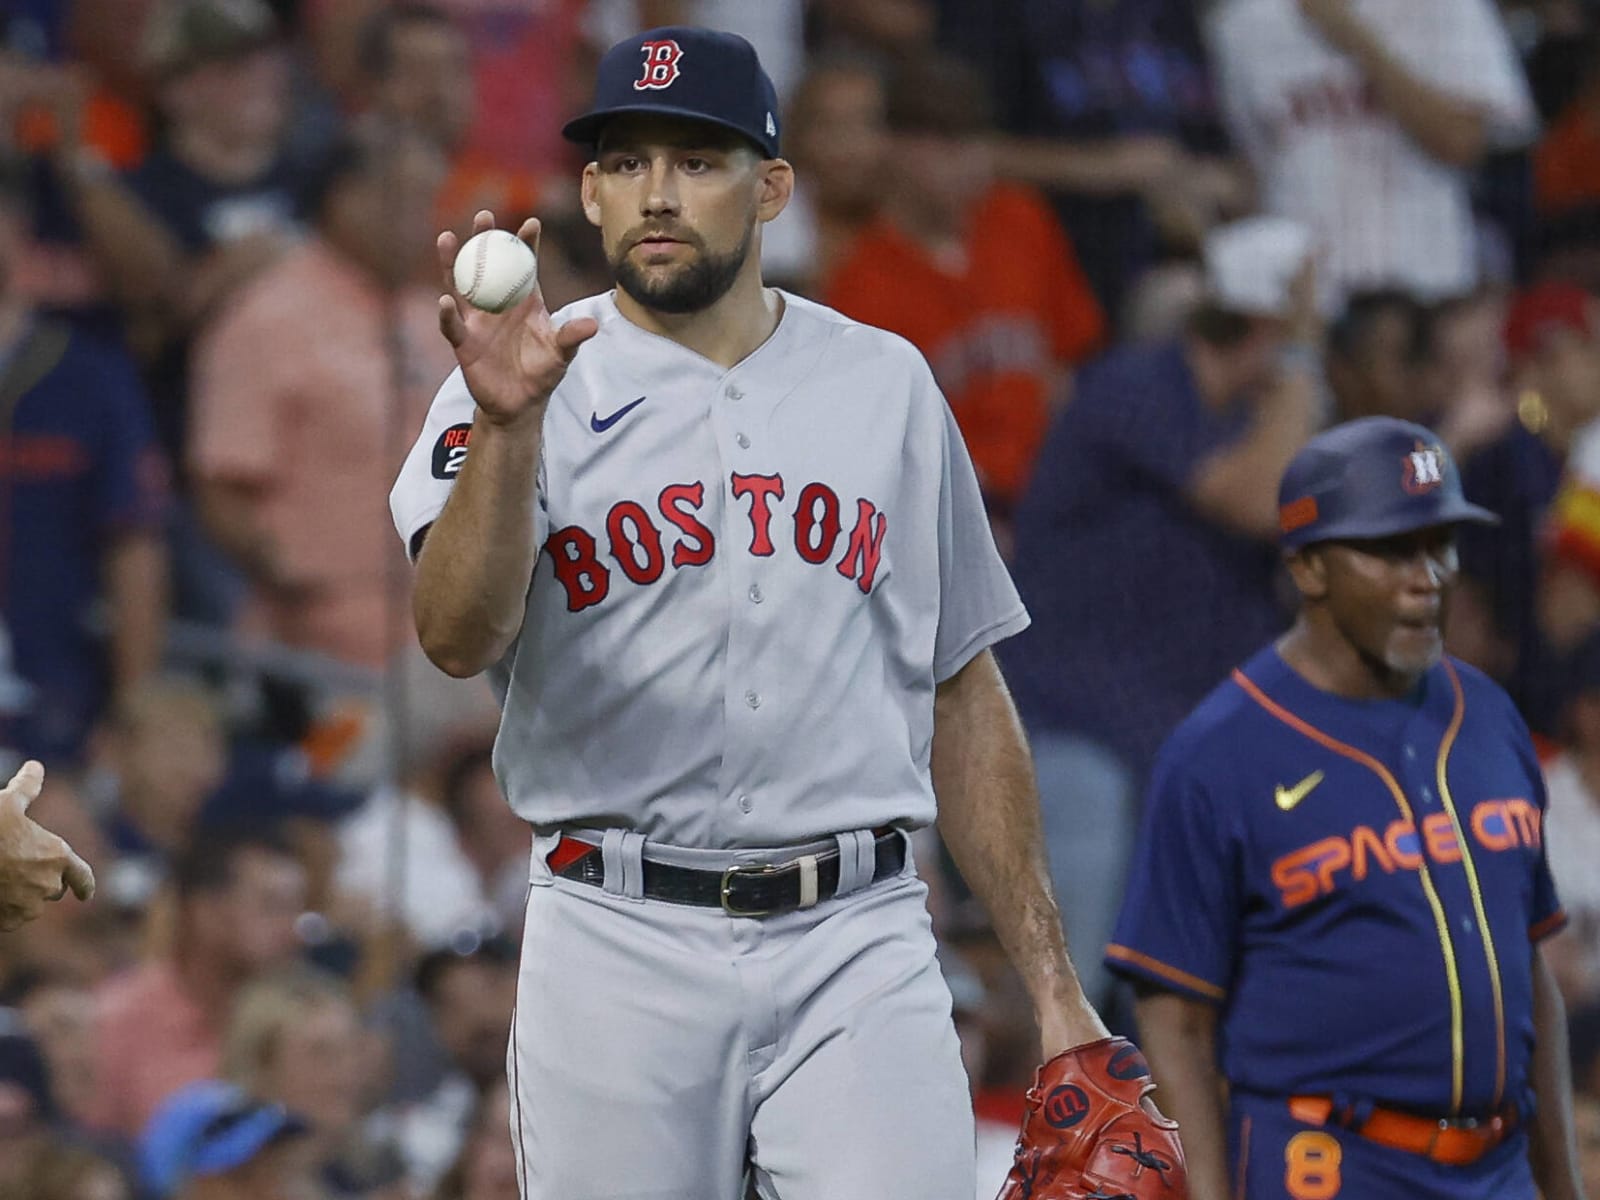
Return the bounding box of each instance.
[995,1037,1186,1200]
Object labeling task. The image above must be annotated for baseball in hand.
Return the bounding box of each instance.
[453,228,539,313]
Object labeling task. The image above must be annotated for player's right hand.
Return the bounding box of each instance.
[0,760,95,930]
[437,210,600,429]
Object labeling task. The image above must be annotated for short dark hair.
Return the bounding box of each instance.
[413,933,518,1005]
[299,126,432,221]
[1328,288,1426,365]
[357,1,456,81]
[884,52,993,137]
[172,824,297,903]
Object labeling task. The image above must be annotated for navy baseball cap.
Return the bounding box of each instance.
[1278,417,1499,550]
[562,27,781,159]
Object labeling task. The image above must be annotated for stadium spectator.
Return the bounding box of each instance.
[10,968,102,1129]
[384,938,517,1197]
[1207,0,1536,307]
[824,52,1104,520]
[1539,635,1600,1019]
[188,128,451,670]
[762,54,886,294]
[0,161,168,764]
[97,678,226,891]
[427,1082,517,1200]
[999,217,1320,1007]
[0,1029,61,1194]
[1458,282,1600,725]
[437,744,529,934]
[1325,288,1427,424]
[88,826,306,1139]
[354,3,547,240]
[222,967,403,1198]
[140,1080,315,1200]
[306,0,588,186]
[63,0,302,459]
[12,1138,135,1200]
[945,0,1250,320]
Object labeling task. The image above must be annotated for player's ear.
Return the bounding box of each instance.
[580,162,602,229]
[755,158,794,224]
[1285,547,1329,601]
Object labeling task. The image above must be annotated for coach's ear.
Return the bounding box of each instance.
[1285,546,1329,602]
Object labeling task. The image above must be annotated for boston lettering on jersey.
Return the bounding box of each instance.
[543,471,889,612]
[1271,798,1543,907]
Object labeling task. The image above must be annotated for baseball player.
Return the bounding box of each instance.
[1106,417,1588,1199]
[390,26,1180,1200]
[0,759,95,930]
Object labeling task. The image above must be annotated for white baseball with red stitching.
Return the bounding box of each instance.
[453,228,538,313]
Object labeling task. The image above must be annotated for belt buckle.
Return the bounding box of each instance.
[721,861,781,917]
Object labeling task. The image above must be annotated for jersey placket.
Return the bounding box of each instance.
[713,370,781,835]
[1394,666,1508,1114]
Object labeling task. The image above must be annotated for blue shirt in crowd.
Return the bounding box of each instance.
[1001,340,1287,777]
[0,323,168,761]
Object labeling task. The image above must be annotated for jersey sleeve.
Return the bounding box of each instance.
[389,369,551,561]
[929,370,1030,682]
[1105,740,1240,1003]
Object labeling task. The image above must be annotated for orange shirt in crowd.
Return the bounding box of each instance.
[1536,94,1600,215]
[189,239,455,669]
[823,182,1105,508]
[87,962,218,1138]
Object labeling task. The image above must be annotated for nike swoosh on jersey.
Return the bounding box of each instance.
[1275,770,1325,812]
[590,397,647,432]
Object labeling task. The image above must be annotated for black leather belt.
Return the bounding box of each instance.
[551,830,906,916]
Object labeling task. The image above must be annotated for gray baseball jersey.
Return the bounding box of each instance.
[390,290,1028,848]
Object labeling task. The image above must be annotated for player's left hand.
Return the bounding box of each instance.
[995,1037,1187,1200]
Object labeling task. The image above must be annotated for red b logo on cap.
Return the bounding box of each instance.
[635,40,683,90]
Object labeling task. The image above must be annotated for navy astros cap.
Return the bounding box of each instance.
[562,27,781,159]
[1278,417,1499,550]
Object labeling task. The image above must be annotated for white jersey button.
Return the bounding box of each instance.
[745,690,762,709]
[726,384,744,401]
[738,794,753,813]
[748,583,764,604]
[736,433,750,449]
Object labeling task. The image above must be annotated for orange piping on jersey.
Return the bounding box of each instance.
[1231,668,1467,1114]
[1234,1115,1251,1200]
[1435,661,1507,1108]
[1104,944,1227,1001]
[1530,910,1568,941]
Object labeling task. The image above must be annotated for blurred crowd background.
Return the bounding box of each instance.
[2,0,1600,1196]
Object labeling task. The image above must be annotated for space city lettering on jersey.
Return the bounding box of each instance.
[1270,798,1542,908]
[542,472,889,611]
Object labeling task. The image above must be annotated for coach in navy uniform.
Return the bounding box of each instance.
[1107,417,1586,1199]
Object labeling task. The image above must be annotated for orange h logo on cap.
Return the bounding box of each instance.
[636,40,684,90]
